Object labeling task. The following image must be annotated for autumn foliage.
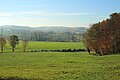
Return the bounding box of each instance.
[84,13,120,55]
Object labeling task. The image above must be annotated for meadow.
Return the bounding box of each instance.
[4,41,85,52]
[0,42,120,80]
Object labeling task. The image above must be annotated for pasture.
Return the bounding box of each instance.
[0,42,120,80]
[0,52,120,80]
[4,41,84,52]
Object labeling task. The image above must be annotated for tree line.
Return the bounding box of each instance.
[84,13,120,55]
[22,31,83,42]
[1,30,83,42]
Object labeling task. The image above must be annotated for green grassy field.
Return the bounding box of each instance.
[0,42,120,80]
[0,52,120,80]
[4,41,85,52]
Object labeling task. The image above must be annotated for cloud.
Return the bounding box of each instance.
[0,11,95,17]
[17,11,95,16]
[39,13,95,16]
[0,13,13,17]
[18,5,47,8]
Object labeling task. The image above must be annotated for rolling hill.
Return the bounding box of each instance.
[0,25,87,34]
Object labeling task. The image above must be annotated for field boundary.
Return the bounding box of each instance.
[30,48,87,52]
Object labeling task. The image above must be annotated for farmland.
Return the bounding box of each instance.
[4,42,85,52]
[0,42,120,80]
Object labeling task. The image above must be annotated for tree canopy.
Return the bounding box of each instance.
[9,35,19,52]
[84,13,120,55]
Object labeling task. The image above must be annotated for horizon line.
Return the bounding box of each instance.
[0,25,88,28]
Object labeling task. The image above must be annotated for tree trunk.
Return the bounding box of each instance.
[100,49,103,56]
[87,47,91,54]
[12,48,15,52]
[1,46,3,53]
[23,46,26,52]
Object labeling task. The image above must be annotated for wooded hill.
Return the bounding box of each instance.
[0,26,87,42]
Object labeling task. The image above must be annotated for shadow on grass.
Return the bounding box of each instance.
[0,77,27,80]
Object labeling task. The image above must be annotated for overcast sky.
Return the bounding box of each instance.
[0,0,120,27]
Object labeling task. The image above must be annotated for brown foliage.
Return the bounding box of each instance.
[84,13,120,55]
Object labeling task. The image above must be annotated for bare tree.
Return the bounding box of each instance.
[22,33,29,52]
[0,37,6,53]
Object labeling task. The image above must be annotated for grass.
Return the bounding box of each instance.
[4,41,85,52]
[0,52,120,80]
[0,41,120,80]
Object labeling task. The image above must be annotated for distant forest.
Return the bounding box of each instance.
[0,26,87,42]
